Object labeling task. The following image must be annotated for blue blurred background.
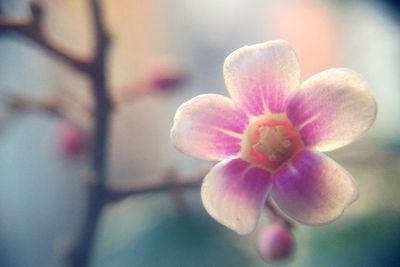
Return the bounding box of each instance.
[0,0,399,266]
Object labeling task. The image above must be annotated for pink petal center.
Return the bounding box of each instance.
[241,115,303,171]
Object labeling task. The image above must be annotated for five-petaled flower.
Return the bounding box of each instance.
[171,41,377,234]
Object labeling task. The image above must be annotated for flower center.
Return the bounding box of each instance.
[241,116,302,171]
[253,125,296,163]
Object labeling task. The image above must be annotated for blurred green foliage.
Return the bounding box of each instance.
[306,211,400,267]
[96,212,256,267]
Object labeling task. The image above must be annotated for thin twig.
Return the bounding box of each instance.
[165,170,191,216]
[106,174,203,203]
[0,93,63,117]
[0,3,91,72]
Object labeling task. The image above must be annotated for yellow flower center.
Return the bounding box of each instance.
[241,114,303,171]
[253,125,296,163]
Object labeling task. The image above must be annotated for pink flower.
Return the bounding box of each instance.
[171,41,377,234]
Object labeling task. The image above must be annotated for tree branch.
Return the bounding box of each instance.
[0,93,63,118]
[1,2,196,267]
[67,1,112,266]
[0,3,91,72]
[106,174,203,203]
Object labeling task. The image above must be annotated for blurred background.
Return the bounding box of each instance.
[0,0,399,266]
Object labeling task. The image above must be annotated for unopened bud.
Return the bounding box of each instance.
[58,122,86,158]
[145,60,184,92]
[148,69,184,90]
[257,223,294,262]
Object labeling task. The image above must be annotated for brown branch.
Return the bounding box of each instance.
[1,3,113,264]
[0,3,91,72]
[0,93,63,118]
[106,174,203,203]
[67,1,112,267]
[1,2,196,267]
[87,0,112,184]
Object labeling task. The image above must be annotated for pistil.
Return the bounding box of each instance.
[253,126,296,164]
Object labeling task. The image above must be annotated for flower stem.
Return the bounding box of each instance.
[265,198,294,230]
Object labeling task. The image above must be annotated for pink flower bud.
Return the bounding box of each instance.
[146,66,184,91]
[58,122,87,157]
[257,223,294,262]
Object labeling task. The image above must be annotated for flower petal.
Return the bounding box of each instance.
[223,40,301,115]
[171,94,248,161]
[201,158,272,234]
[271,150,358,226]
[287,68,377,151]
